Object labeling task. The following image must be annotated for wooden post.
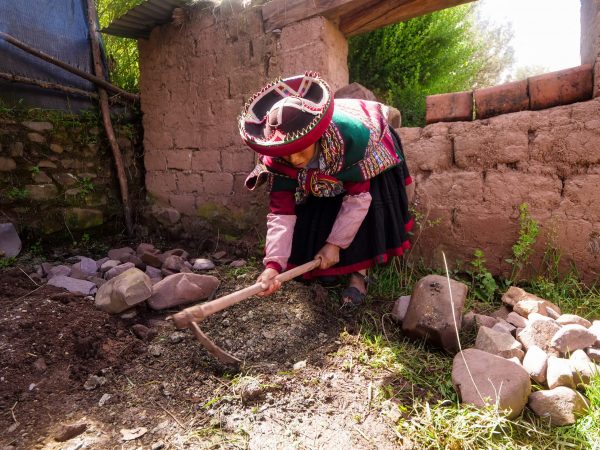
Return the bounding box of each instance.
[85,0,134,236]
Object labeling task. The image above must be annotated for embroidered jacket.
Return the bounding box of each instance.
[245,99,408,272]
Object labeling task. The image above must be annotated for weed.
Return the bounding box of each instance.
[78,177,95,197]
[468,249,499,303]
[0,257,16,268]
[507,203,539,283]
[5,187,29,201]
[30,165,40,175]
[29,239,43,255]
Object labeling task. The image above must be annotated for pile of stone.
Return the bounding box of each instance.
[393,275,599,425]
[33,243,238,314]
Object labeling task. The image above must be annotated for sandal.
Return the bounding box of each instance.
[340,272,370,308]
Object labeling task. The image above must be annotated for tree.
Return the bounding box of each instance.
[96,0,145,92]
[348,4,514,126]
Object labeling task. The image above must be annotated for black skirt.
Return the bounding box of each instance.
[288,132,413,278]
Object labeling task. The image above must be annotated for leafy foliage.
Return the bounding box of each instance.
[469,249,499,302]
[96,0,145,91]
[508,203,540,283]
[348,4,514,126]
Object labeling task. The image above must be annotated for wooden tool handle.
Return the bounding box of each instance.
[171,259,321,328]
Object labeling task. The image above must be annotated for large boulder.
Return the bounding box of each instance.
[147,273,220,310]
[95,268,152,314]
[402,275,468,353]
[528,387,590,426]
[452,348,531,419]
[0,222,21,257]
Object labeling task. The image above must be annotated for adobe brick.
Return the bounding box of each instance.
[177,172,204,193]
[454,128,528,170]
[415,171,484,209]
[145,172,171,203]
[529,64,593,110]
[202,172,234,196]
[166,149,192,170]
[474,80,529,119]
[562,174,600,222]
[169,193,197,216]
[425,91,473,124]
[144,151,167,171]
[403,124,452,172]
[222,148,256,173]
[191,150,221,172]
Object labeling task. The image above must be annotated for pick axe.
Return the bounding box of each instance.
[171,259,321,364]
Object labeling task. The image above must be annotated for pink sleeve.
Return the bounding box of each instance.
[326,181,372,249]
[264,213,296,272]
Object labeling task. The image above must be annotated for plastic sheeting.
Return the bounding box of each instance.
[0,0,105,110]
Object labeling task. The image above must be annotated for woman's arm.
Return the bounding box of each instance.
[325,180,372,249]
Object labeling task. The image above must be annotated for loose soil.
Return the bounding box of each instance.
[0,263,414,450]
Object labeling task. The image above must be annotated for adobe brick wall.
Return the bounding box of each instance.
[401,97,600,282]
[138,2,348,237]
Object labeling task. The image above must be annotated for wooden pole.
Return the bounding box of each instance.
[0,71,99,99]
[85,0,133,236]
[0,31,139,103]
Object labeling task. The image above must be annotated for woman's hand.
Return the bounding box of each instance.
[256,268,281,297]
[315,243,340,269]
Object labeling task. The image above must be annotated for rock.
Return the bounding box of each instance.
[107,246,135,262]
[492,320,516,335]
[391,295,411,322]
[94,268,153,314]
[528,387,590,426]
[100,259,121,273]
[229,259,246,268]
[50,143,64,154]
[212,250,227,260]
[523,345,549,384]
[0,223,21,257]
[122,253,146,270]
[474,314,498,329]
[452,348,531,419]
[151,205,181,226]
[22,121,53,132]
[136,242,158,256]
[145,265,162,279]
[162,255,185,272]
[83,374,106,391]
[77,256,98,276]
[64,208,103,229]
[506,311,528,328]
[587,348,600,363]
[120,310,137,319]
[98,393,112,406]
[551,324,597,354]
[334,82,378,101]
[105,262,135,280]
[402,275,468,353]
[148,345,163,357]
[141,251,163,268]
[0,156,17,171]
[193,258,215,270]
[47,276,96,295]
[461,311,475,332]
[131,324,157,342]
[147,273,220,310]
[491,305,511,321]
[27,132,46,143]
[95,257,109,268]
[163,248,189,260]
[48,265,72,279]
[502,287,561,319]
[475,326,524,360]
[547,356,576,389]
[570,349,600,385]
[151,441,165,450]
[169,332,186,344]
[120,427,148,441]
[588,321,600,346]
[514,299,549,318]
[33,357,47,372]
[516,316,561,353]
[54,423,87,442]
[556,314,592,328]
[293,360,307,370]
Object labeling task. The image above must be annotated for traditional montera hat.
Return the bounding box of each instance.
[238,72,334,157]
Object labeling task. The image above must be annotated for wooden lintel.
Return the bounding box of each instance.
[340,0,475,36]
[262,0,476,36]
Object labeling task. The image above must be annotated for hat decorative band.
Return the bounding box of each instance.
[239,71,334,157]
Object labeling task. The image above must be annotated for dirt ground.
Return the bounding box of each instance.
[0,259,414,450]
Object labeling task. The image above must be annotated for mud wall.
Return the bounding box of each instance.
[139,2,348,238]
[0,113,144,240]
[401,97,600,282]
[581,0,600,97]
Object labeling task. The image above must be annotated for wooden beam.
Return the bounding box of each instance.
[339,0,475,36]
[262,0,476,36]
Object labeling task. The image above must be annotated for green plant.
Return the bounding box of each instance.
[29,239,43,255]
[30,165,40,175]
[507,203,540,283]
[78,177,95,197]
[5,187,29,201]
[469,249,499,303]
[0,257,16,268]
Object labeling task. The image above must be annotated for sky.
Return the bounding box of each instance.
[475,0,581,76]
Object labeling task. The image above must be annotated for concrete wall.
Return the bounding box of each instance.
[401,97,600,281]
[139,2,348,238]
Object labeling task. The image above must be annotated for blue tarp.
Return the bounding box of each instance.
[0,0,105,111]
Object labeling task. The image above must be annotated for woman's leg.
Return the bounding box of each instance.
[342,269,368,305]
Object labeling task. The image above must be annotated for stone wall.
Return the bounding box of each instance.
[401,97,600,282]
[138,1,348,237]
[0,112,143,240]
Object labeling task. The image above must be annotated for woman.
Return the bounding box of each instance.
[239,72,413,308]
